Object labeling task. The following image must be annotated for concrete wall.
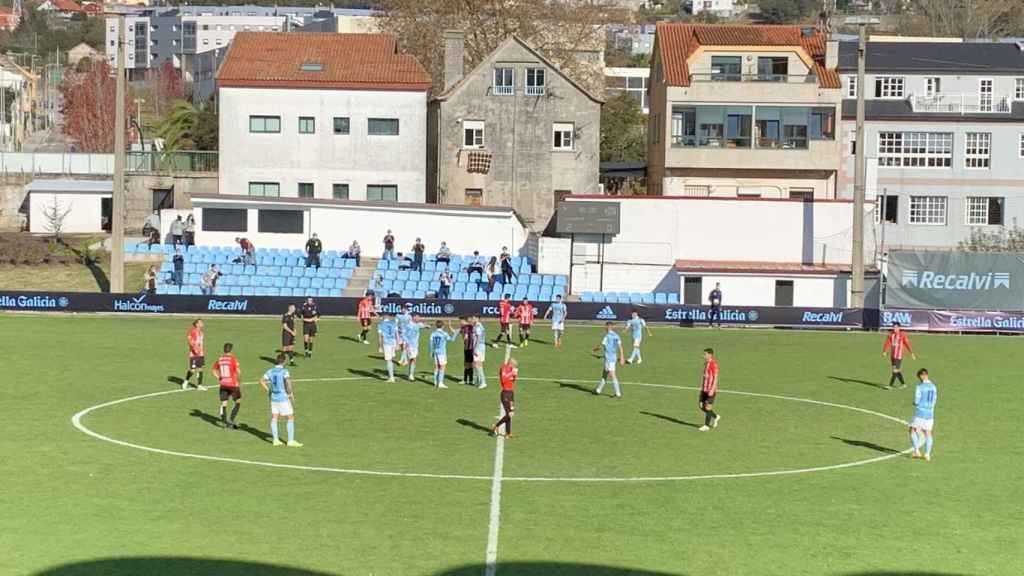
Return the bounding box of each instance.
[124,173,215,232]
[663,174,832,199]
[0,173,34,229]
[220,86,427,203]
[28,191,108,234]
[430,39,601,232]
[687,273,841,307]
[838,119,1024,249]
[192,196,528,255]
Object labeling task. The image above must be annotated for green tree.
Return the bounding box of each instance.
[600,92,646,163]
[154,99,197,152]
[192,98,219,151]
[758,0,814,24]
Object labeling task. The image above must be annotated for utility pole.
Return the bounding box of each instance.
[846,16,878,309]
[111,14,127,293]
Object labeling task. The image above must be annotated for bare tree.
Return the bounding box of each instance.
[42,194,73,244]
[906,0,1024,39]
[378,0,620,95]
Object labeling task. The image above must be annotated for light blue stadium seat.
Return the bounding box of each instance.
[413,290,425,298]
[641,293,655,304]
[327,268,341,279]
[417,280,428,291]
[423,261,435,271]
[397,270,409,281]
[285,277,298,288]
[340,269,353,279]
[294,277,307,288]
[429,281,441,291]
[267,288,280,296]
[667,293,679,304]
[344,259,356,269]
[457,272,469,283]
[654,293,668,304]
[400,290,413,298]
[272,277,285,288]
[377,260,388,270]
[311,278,323,289]
[543,275,555,285]
[388,260,400,270]
[337,279,348,290]
[318,289,331,297]
[384,270,397,280]
[580,292,593,302]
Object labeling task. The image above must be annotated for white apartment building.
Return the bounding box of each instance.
[692,0,737,18]
[217,32,431,203]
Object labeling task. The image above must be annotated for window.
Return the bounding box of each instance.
[553,123,574,150]
[367,185,398,202]
[463,120,485,149]
[756,107,809,149]
[847,75,857,98]
[925,77,941,97]
[465,188,483,207]
[332,184,349,200]
[966,197,1004,225]
[249,116,281,133]
[909,196,947,225]
[202,208,247,232]
[608,74,649,112]
[526,68,545,96]
[979,78,993,112]
[874,76,905,98]
[756,56,788,81]
[710,56,742,81]
[333,117,350,135]
[774,280,794,307]
[298,117,315,134]
[1016,78,1024,100]
[789,188,814,201]
[671,106,696,147]
[258,210,303,234]
[248,182,280,197]
[298,183,314,198]
[809,107,835,140]
[877,132,953,168]
[1020,133,1024,158]
[494,68,514,95]
[726,108,752,148]
[876,195,898,224]
[965,132,991,169]
[368,118,399,136]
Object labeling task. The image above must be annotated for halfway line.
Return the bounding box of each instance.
[484,428,506,575]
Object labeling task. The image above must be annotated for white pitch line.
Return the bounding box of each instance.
[483,434,506,576]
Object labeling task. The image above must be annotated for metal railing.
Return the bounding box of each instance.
[126,151,219,173]
[689,73,818,84]
[908,93,1012,115]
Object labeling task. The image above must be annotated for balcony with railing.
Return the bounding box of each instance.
[127,151,219,173]
[689,73,819,84]
[907,93,1012,115]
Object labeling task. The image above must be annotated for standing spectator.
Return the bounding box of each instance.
[172,247,185,287]
[382,230,396,260]
[438,270,453,300]
[411,237,425,271]
[436,242,451,264]
[372,273,385,309]
[142,210,161,243]
[184,214,196,246]
[467,251,485,276]
[485,257,497,293]
[344,240,361,267]
[143,265,158,296]
[201,264,221,295]
[708,282,723,328]
[500,251,515,285]
[235,237,256,267]
[305,233,323,269]
[170,215,185,245]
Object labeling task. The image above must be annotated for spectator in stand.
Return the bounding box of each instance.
[500,249,515,285]
[201,264,222,295]
[383,230,396,260]
[344,240,361,267]
[467,251,485,276]
[170,215,185,245]
[142,210,161,245]
[235,237,256,267]
[372,272,385,309]
[305,233,323,269]
[485,257,498,293]
[172,247,185,287]
[436,242,451,264]
[143,265,158,296]
[411,238,425,271]
[438,270,453,300]
[184,214,196,246]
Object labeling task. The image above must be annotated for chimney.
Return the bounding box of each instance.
[826,38,839,70]
[443,30,465,92]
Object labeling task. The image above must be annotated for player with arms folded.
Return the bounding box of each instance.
[212,343,242,429]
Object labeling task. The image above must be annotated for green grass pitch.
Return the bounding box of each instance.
[2,314,1020,576]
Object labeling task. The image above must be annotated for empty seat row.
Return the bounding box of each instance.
[580,292,679,304]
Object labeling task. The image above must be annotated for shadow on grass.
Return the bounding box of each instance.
[189,409,272,443]
[337,335,363,344]
[639,411,699,428]
[166,376,184,386]
[259,356,280,365]
[828,376,884,389]
[556,381,594,395]
[347,368,387,380]
[455,418,491,434]
[830,436,902,455]
[28,558,980,576]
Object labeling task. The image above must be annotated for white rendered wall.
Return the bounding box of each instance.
[193,198,528,256]
[29,193,106,234]
[686,274,842,307]
[219,86,427,203]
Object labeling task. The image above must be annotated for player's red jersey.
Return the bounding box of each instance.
[187,327,204,358]
[213,354,240,387]
[499,363,518,391]
[516,303,535,325]
[499,301,513,323]
[702,358,719,395]
[357,297,374,320]
[883,332,913,360]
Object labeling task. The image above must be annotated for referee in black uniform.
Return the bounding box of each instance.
[282,304,297,365]
[301,297,320,358]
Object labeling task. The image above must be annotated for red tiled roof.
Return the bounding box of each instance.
[675,259,853,275]
[48,0,84,12]
[655,23,840,89]
[217,32,432,92]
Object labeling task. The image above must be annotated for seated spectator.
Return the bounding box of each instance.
[344,240,361,267]
[438,270,453,300]
[436,242,451,263]
[305,233,323,269]
[235,237,256,267]
[147,227,160,247]
[143,265,157,296]
[184,214,196,246]
[201,264,221,296]
[396,252,413,271]
[142,210,161,240]
[466,251,485,275]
